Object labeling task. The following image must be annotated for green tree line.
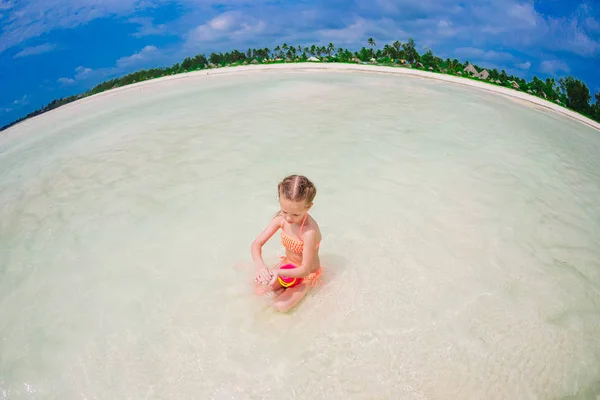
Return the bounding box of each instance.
[2,38,599,131]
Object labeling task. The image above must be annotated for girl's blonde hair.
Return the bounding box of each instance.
[274,175,317,217]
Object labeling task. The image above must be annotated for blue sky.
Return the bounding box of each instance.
[1,0,599,127]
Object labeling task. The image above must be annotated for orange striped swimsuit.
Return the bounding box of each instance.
[281,213,320,254]
[278,213,322,287]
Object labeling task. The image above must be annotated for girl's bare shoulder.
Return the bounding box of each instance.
[273,214,285,228]
[306,214,322,238]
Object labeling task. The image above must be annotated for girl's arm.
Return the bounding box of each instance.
[273,229,319,279]
[251,215,282,270]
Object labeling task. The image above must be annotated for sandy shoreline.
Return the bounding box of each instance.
[4,62,600,134]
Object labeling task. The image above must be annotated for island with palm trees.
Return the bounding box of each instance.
[2,37,599,132]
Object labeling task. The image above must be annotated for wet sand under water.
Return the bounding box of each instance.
[0,67,599,399]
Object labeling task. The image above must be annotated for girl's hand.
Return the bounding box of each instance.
[255,265,273,285]
[268,270,279,286]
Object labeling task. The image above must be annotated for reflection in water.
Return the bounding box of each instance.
[1,69,599,399]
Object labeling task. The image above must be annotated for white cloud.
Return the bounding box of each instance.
[447,0,600,58]
[437,19,458,37]
[574,3,600,32]
[317,19,371,44]
[354,0,461,17]
[585,17,599,31]
[56,65,94,85]
[116,45,159,68]
[516,61,531,70]
[13,43,57,58]
[57,77,75,85]
[56,46,162,88]
[454,47,514,62]
[545,17,600,57]
[316,17,409,45]
[507,2,539,27]
[75,66,93,79]
[0,0,153,54]
[3,94,28,114]
[0,0,13,10]
[128,17,168,38]
[540,60,570,74]
[186,11,266,47]
[13,95,28,105]
[372,0,400,14]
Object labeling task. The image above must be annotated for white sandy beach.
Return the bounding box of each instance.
[6,62,599,139]
[1,65,599,399]
[2,62,599,142]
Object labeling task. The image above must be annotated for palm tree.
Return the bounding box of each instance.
[392,41,401,61]
[449,58,459,72]
[367,38,376,59]
[383,44,392,60]
[327,42,335,56]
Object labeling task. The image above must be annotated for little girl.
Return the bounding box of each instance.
[251,175,323,312]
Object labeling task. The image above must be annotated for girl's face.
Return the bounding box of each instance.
[279,197,311,225]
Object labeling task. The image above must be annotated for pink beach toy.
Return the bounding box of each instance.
[277,263,304,288]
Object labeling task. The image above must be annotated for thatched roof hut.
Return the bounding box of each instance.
[243,60,248,65]
[464,64,478,75]
[251,59,259,64]
[495,79,502,84]
[308,56,320,62]
[509,80,520,89]
[527,89,533,94]
[428,66,433,71]
[478,69,489,80]
[285,57,291,62]
[457,71,462,75]
[416,62,424,68]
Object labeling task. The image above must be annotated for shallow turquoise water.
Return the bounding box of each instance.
[1,68,599,399]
